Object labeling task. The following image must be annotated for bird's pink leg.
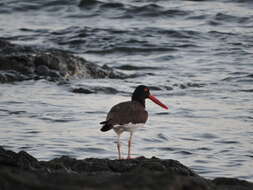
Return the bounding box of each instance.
[127,132,133,159]
[117,135,122,160]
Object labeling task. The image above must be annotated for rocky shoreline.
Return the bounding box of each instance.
[0,147,252,190]
[0,39,125,83]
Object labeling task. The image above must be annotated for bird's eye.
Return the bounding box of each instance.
[144,88,148,92]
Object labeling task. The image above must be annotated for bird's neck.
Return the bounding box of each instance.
[131,97,146,107]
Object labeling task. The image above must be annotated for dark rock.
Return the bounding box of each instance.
[94,86,118,94]
[72,86,118,94]
[0,70,29,82]
[213,178,253,190]
[72,87,94,94]
[0,39,126,83]
[35,65,50,75]
[0,147,40,170]
[16,151,40,170]
[0,146,252,190]
[115,64,160,71]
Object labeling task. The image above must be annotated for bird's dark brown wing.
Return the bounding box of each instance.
[106,101,148,126]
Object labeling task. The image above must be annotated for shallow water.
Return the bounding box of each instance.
[0,0,253,181]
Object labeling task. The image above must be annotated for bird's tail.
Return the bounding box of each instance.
[100,120,113,132]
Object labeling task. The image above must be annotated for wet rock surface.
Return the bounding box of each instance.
[0,147,252,190]
[0,40,125,83]
[72,86,119,94]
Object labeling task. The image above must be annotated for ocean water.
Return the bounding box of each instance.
[0,0,253,181]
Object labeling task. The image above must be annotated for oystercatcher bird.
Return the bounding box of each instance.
[100,85,168,159]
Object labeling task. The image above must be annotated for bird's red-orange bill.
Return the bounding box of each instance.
[148,95,168,110]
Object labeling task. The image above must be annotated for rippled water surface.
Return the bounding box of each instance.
[0,0,253,181]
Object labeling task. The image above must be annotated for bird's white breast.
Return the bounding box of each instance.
[113,123,145,135]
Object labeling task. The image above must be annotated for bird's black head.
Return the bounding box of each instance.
[131,85,150,106]
[131,85,168,110]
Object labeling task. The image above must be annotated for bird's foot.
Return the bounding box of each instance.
[117,156,138,160]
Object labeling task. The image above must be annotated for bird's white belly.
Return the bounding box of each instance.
[113,123,145,135]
